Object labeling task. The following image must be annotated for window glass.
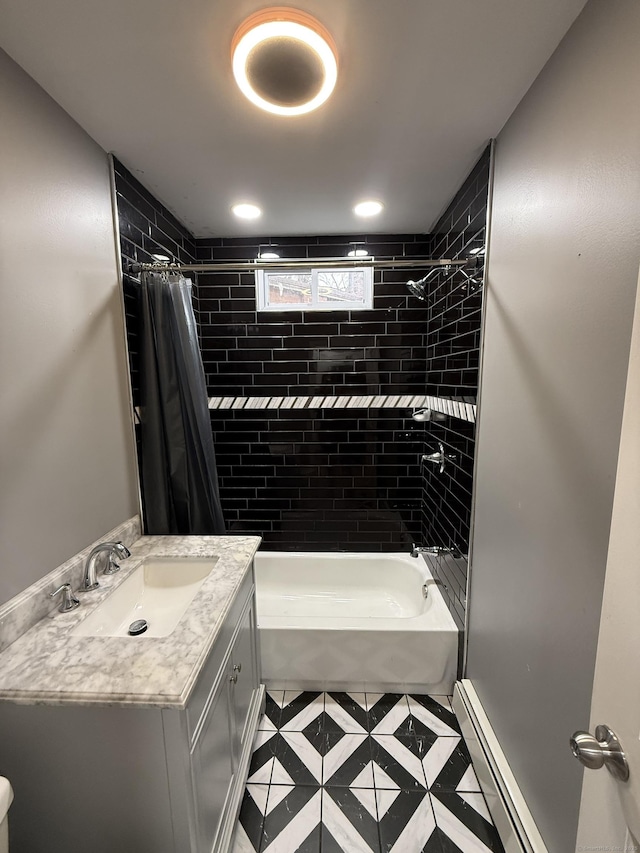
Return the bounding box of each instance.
[257,268,372,311]
[318,270,366,303]
[267,273,312,305]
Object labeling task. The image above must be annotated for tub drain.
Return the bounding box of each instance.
[128,619,148,636]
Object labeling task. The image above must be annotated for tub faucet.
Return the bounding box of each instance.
[83,541,131,591]
[411,544,440,558]
[411,544,465,560]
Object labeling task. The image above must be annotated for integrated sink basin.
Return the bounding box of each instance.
[72,557,218,638]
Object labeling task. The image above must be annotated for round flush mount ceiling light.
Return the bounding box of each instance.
[348,249,369,257]
[232,202,262,219]
[258,251,280,259]
[354,200,384,218]
[231,8,338,116]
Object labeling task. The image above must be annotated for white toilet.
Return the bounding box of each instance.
[0,777,12,852]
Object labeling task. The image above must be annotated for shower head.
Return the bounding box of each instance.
[406,266,443,301]
[406,278,428,301]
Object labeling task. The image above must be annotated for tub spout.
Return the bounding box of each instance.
[411,544,441,558]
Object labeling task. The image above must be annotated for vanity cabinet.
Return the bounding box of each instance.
[0,565,264,853]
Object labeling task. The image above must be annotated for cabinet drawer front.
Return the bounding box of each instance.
[187,568,254,744]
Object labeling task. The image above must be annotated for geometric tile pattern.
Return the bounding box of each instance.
[208,394,477,423]
[233,692,505,852]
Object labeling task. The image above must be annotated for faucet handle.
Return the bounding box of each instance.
[49,583,80,613]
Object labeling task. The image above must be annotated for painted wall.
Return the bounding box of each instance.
[0,49,138,605]
[466,0,640,848]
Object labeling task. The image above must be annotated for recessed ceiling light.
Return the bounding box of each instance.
[347,249,369,257]
[151,253,171,262]
[259,251,280,259]
[232,9,338,116]
[354,200,384,218]
[232,203,262,220]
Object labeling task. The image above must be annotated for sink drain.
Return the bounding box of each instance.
[128,619,148,636]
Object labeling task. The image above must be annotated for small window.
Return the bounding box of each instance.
[256,267,373,311]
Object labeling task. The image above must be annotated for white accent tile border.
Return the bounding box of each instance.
[208,394,476,423]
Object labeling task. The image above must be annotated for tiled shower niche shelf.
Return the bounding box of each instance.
[207,394,476,423]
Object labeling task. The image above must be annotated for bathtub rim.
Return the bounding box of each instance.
[254,550,458,633]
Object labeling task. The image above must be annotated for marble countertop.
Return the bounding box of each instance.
[0,535,261,709]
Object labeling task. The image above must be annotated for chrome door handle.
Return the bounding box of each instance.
[570,725,629,781]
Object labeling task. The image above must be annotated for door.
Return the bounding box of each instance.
[575,266,640,851]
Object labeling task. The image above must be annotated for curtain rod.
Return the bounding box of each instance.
[128,257,474,274]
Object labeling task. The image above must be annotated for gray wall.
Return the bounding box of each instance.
[0,49,138,605]
[466,0,640,849]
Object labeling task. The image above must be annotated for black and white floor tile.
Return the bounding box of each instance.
[233,692,505,853]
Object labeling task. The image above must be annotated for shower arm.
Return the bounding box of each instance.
[128,257,475,274]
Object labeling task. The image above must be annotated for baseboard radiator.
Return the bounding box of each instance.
[453,680,548,853]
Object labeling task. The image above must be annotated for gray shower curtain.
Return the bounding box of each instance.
[138,272,225,535]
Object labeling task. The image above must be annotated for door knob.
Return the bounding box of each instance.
[570,725,629,782]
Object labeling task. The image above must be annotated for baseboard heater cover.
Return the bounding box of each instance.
[453,680,548,853]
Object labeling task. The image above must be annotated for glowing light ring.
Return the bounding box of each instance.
[232,17,338,116]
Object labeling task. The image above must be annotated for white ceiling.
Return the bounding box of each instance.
[0,0,588,237]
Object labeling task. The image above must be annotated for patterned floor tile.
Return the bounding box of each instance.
[324,691,369,733]
[408,695,461,737]
[235,784,269,853]
[247,730,278,785]
[371,735,428,790]
[431,791,504,852]
[271,732,323,786]
[261,691,285,731]
[367,694,411,735]
[261,784,322,852]
[418,736,481,793]
[322,734,375,788]
[376,789,441,852]
[322,787,381,852]
[231,823,256,853]
[236,694,503,853]
[279,691,324,732]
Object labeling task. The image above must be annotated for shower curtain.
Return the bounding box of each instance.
[138,272,225,535]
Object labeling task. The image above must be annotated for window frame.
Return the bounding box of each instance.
[256,266,374,312]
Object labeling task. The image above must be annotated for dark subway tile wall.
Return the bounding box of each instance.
[113,149,491,595]
[426,148,490,401]
[113,158,199,404]
[210,407,425,551]
[198,233,435,551]
[421,419,476,632]
[197,234,433,399]
[420,145,491,639]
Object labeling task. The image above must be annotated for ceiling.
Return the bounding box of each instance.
[0,0,588,237]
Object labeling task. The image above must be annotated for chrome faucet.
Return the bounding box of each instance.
[82,541,131,591]
[411,543,465,559]
[411,544,441,558]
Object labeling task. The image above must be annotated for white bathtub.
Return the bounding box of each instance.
[254,552,458,694]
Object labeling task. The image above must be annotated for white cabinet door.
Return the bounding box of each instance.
[191,670,235,853]
[230,596,258,756]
